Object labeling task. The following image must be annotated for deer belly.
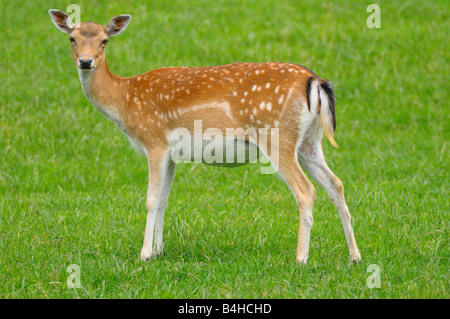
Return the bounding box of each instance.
[170,136,260,167]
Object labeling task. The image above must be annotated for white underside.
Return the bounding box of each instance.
[169,135,261,167]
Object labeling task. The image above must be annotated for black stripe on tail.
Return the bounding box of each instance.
[319,80,336,131]
[306,77,313,112]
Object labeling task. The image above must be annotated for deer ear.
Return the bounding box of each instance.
[105,15,132,37]
[49,9,74,34]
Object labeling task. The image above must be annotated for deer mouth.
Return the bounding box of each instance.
[79,65,94,70]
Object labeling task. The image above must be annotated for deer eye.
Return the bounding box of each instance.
[69,37,76,44]
[101,39,108,46]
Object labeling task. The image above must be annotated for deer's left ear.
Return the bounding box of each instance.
[49,9,74,34]
[106,15,132,37]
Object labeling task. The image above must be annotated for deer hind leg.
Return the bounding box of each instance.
[259,137,316,264]
[140,147,175,261]
[298,140,361,264]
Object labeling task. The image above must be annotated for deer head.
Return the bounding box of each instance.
[48,9,131,71]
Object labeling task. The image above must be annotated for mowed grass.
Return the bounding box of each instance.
[0,0,448,298]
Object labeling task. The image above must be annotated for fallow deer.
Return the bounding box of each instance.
[49,9,361,264]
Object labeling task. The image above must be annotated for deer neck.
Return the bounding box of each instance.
[77,60,129,130]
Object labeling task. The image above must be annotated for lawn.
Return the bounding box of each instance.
[0,0,448,298]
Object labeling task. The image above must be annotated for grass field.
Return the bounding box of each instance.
[0,0,448,298]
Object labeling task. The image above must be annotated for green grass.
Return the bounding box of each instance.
[0,0,448,298]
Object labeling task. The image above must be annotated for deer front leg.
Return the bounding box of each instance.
[140,147,175,261]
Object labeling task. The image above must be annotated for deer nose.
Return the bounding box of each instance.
[79,58,93,69]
